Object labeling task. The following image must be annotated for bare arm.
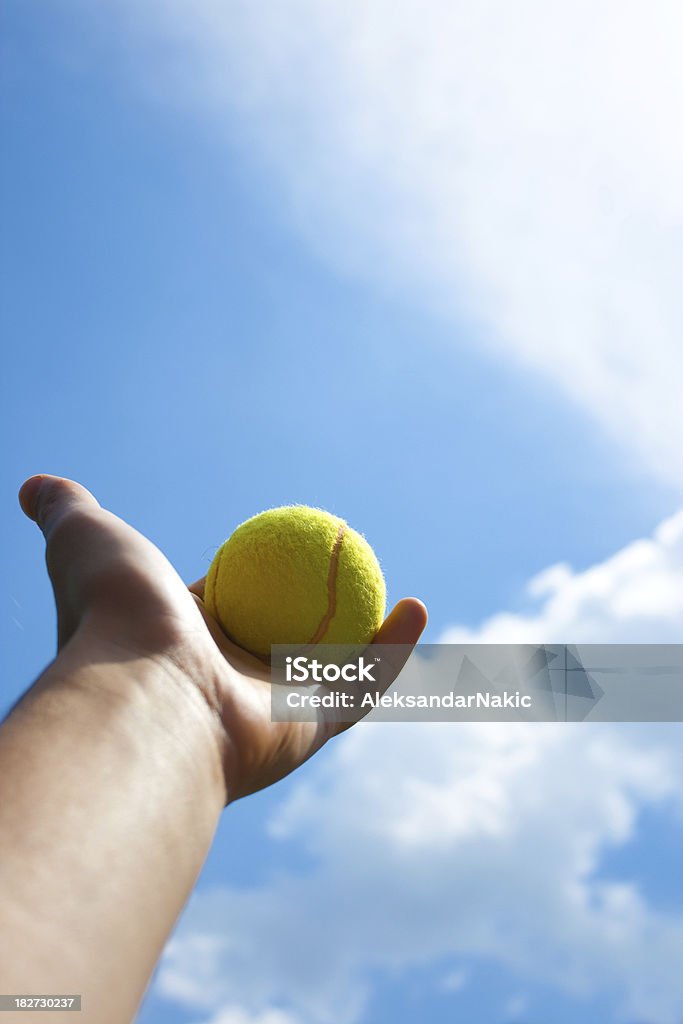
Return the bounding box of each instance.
[0,639,226,1021]
[0,476,427,1022]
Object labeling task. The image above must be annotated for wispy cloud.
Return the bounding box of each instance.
[160,725,683,1023]
[189,1008,300,1024]
[443,507,683,643]
[93,0,683,483]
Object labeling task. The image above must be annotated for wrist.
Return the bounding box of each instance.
[24,623,230,810]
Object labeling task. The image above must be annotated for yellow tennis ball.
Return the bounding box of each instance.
[204,505,386,659]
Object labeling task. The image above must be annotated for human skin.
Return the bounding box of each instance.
[0,475,427,1023]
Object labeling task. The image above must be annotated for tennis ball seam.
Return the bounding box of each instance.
[308,521,346,645]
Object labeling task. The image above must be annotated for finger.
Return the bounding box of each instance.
[324,598,427,735]
[19,475,200,653]
[19,476,104,648]
[370,596,428,693]
[188,576,207,600]
[19,475,101,539]
[373,597,428,647]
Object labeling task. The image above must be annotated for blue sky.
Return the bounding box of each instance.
[3,3,683,1023]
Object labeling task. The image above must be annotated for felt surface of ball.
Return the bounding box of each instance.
[205,506,386,659]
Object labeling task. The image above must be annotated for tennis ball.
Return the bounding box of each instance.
[204,505,386,660]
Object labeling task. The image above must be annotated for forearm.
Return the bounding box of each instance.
[0,629,227,1022]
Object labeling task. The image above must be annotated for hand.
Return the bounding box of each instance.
[19,475,427,803]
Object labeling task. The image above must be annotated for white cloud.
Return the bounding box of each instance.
[159,722,683,1023]
[189,1008,300,1024]
[442,506,683,643]
[155,513,683,1024]
[90,0,683,484]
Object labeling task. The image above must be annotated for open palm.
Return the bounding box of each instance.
[20,475,427,803]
